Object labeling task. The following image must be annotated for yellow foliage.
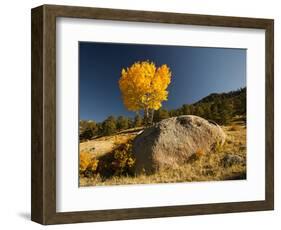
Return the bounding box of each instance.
[87,158,99,172]
[79,152,99,173]
[119,61,172,112]
[80,152,91,172]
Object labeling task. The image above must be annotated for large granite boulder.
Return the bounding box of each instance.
[132,115,226,174]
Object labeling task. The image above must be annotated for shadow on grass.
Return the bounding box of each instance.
[225,171,246,180]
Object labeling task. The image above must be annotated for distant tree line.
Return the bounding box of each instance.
[79,114,144,141]
[80,87,246,141]
[154,87,246,125]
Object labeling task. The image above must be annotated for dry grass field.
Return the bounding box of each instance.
[79,120,246,187]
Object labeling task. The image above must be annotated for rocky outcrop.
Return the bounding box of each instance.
[132,115,226,174]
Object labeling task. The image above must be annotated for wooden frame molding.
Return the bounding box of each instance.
[31,4,274,225]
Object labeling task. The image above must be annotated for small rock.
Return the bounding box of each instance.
[221,154,244,167]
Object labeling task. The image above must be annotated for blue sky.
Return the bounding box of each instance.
[79,42,246,122]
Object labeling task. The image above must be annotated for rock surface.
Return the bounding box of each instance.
[221,154,244,167]
[132,115,226,174]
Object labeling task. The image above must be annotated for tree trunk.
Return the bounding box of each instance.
[143,108,155,126]
[149,109,154,125]
[144,107,149,127]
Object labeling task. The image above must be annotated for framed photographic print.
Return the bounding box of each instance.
[31,4,274,225]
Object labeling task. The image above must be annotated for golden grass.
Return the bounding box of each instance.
[79,124,246,186]
[228,125,239,132]
[80,131,138,158]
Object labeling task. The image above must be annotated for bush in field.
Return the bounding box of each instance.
[112,142,136,175]
[80,152,91,172]
[97,142,136,177]
[79,152,99,177]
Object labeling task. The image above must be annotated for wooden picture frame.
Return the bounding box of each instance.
[31,4,274,225]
